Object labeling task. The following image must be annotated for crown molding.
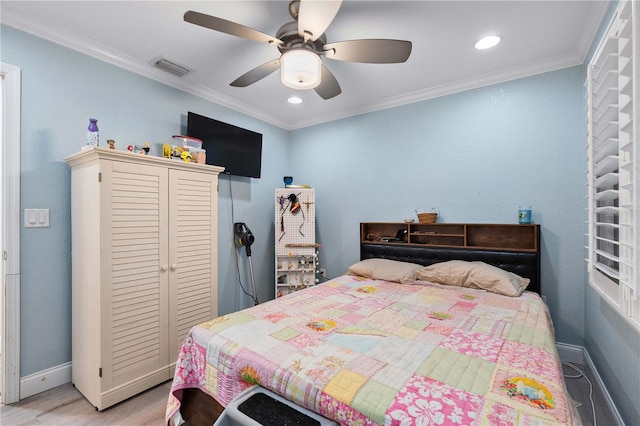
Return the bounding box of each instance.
[288,52,585,130]
[575,1,613,63]
[0,13,291,129]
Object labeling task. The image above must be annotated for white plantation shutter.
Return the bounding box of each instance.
[587,0,639,331]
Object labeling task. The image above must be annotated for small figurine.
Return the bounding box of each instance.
[107,139,116,149]
[162,144,171,158]
[171,146,182,160]
[131,143,149,155]
[181,150,192,162]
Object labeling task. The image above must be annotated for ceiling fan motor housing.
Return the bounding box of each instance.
[276,21,327,55]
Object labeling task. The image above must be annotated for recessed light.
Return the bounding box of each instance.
[288,96,303,104]
[475,35,501,50]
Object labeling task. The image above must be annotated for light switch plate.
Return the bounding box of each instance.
[24,209,50,228]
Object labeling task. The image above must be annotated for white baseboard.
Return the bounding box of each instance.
[20,362,71,400]
[581,348,625,426]
[556,342,625,426]
[556,342,585,364]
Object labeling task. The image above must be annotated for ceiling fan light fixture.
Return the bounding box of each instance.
[281,49,321,90]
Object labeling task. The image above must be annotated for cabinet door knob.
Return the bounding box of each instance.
[161,264,168,271]
[171,264,178,270]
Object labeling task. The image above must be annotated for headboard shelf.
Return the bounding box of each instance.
[361,223,538,252]
[360,222,541,294]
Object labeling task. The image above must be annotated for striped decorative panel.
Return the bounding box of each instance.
[110,171,161,375]
[174,175,214,353]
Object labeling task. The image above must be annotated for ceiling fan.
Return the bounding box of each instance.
[184,0,412,100]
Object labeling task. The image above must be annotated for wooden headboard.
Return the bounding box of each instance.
[360,223,541,294]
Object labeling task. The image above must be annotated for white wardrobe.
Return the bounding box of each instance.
[66,147,223,410]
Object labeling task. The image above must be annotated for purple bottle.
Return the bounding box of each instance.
[87,118,99,147]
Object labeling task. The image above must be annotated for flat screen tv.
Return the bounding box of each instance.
[187,111,263,178]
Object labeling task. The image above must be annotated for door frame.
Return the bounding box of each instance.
[1,61,22,404]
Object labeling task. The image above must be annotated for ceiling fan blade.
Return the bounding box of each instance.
[298,0,342,42]
[230,59,281,87]
[324,39,412,63]
[184,11,283,46]
[314,65,341,100]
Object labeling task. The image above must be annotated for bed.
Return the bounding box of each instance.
[166,239,578,425]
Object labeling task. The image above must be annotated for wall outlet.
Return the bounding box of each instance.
[319,269,326,278]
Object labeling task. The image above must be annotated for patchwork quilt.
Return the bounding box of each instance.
[167,275,577,425]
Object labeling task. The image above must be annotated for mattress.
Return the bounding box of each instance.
[166,274,577,425]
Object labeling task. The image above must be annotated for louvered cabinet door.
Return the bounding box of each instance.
[168,169,218,362]
[101,160,170,395]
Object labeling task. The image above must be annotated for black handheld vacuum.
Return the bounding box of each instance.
[234,222,258,305]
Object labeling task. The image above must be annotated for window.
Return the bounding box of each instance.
[587,0,639,331]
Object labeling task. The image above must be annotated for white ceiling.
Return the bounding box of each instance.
[1,1,610,130]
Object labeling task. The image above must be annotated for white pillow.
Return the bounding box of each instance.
[347,258,422,284]
[415,260,530,297]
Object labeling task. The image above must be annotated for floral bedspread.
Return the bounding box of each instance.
[166,275,576,425]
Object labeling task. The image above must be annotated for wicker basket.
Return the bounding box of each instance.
[417,212,438,224]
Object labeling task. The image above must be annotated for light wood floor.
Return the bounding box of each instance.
[0,381,171,425]
[0,363,617,426]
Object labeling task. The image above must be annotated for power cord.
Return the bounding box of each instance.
[316,274,332,284]
[562,361,596,426]
[227,174,258,307]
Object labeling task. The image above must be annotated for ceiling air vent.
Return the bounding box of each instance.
[152,57,191,77]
